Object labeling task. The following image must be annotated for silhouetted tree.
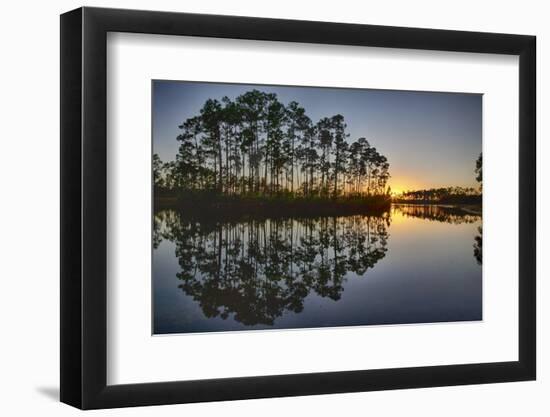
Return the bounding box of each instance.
[152,153,165,188]
[475,153,482,190]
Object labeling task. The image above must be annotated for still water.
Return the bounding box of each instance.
[153,205,482,334]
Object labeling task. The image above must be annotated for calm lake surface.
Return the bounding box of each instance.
[153,205,482,334]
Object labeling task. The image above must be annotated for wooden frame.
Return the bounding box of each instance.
[60,6,536,409]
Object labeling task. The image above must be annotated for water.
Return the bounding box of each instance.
[153,205,482,334]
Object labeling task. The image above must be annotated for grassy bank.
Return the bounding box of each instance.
[155,191,391,220]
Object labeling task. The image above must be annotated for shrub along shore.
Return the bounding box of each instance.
[155,191,391,220]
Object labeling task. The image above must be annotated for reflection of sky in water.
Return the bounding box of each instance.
[153,206,482,334]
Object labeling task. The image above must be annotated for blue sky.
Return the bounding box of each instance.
[152,80,482,192]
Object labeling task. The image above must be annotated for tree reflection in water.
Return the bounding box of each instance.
[474,226,482,265]
[392,204,481,225]
[154,210,390,326]
[391,204,483,265]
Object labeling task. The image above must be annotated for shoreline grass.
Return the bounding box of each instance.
[155,192,392,220]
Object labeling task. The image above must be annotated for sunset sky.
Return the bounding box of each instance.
[153,81,482,193]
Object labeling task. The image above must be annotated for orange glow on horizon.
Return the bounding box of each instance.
[388,178,427,196]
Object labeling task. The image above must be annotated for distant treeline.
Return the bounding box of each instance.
[393,186,481,204]
[154,89,390,200]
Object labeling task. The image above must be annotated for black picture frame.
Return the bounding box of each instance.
[60,6,536,410]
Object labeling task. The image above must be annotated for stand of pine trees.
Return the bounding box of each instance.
[154,89,391,202]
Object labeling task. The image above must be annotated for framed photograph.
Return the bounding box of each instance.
[60,7,536,409]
